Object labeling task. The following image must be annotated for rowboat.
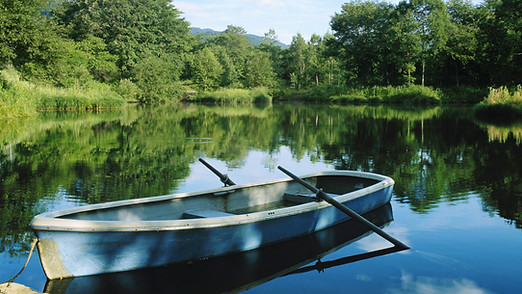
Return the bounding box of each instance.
[44,204,396,294]
[30,168,395,280]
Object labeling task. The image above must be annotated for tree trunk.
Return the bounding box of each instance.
[422,60,426,86]
[455,63,460,87]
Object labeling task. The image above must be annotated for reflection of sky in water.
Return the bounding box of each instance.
[14,149,522,294]
[3,108,521,294]
[175,146,332,193]
[246,195,522,294]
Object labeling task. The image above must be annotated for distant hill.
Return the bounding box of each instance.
[190,27,289,49]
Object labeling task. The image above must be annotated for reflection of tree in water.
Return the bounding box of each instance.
[1,104,521,255]
[473,141,522,228]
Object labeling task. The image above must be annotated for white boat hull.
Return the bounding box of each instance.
[31,171,394,279]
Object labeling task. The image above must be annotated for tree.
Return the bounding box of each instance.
[443,0,478,86]
[208,25,251,85]
[54,0,191,80]
[132,53,181,102]
[476,0,521,85]
[191,47,223,91]
[212,46,240,87]
[244,50,275,88]
[288,34,308,89]
[410,0,451,86]
[259,29,284,84]
[330,0,393,86]
[0,0,53,68]
[381,1,422,86]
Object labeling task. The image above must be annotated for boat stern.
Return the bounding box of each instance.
[35,236,74,280]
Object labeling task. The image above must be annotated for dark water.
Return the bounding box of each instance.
[1,103,521,293]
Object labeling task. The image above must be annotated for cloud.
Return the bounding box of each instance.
[389,272,494,294]
[171,0,338,44]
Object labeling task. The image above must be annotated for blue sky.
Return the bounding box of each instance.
[172,0,483,45]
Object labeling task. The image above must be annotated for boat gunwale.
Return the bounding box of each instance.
[30,171,394,232]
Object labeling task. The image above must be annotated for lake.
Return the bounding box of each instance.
[1,103,521,293]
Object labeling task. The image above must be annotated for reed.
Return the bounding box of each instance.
[282,85,442,105]
[0,67,126,118]
[473,86,522,124]
[187,87,272,103]
[0,68,37,120]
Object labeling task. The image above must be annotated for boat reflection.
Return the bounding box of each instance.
[44,203,402,294]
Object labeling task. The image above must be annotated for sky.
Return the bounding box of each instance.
[172,0,483,45]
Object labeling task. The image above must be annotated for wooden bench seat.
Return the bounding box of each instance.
[182,209,235,219]
[283,192,318,204]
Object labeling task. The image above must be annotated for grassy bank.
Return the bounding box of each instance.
[184,87,272,103]
[473,86,522,124]
[0,68,125,121]
[276,85,443,105]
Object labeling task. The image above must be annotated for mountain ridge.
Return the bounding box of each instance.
[189,27,289,49]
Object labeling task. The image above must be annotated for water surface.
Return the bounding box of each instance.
[0,104,521,293]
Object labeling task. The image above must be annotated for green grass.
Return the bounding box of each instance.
[37,81,125,110]
[280,85,442,105]
[186,87,272,103]
[0,67,126,121]
[0,68,38,120]
[473,86,522,124]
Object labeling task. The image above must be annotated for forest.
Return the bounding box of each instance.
[0,0,520,114]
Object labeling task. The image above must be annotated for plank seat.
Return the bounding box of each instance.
[182,209,235,219]
[283,192,319,204]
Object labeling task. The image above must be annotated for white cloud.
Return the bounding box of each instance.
[172,0,484,44]
[390,272,494,294]
[171,0,338,44]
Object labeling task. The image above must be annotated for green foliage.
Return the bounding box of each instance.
[330,0,394,86]
[116,79,141,102]
[0,67,124,116]
[191,47,223,91]
[37,81,125,110]
[441,86,488,104]
[483,86,522,106]
[0,0,520,111]
[384,85,442,104]
[132,53,183,103]
[476,0,522,85]
[54,0,192,101]
[282,84,441,105]
[473,86,522,124]
[244,51,275,88]
[0,0,50,67]
[189,87,272,103]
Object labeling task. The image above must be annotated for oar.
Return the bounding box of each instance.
[287,246,405,275]
[277,166,409,250]
[199,158,236,186]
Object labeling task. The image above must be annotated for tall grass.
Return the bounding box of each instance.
[0,68,37,120]
[0,67,125,120]
[474,86,522,124]
[483,86,522,105]
[37,81,125,110]
[186,87,272,103]
[282,85,442,105]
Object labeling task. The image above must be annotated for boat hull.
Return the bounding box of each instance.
[44,204,395,294]
[31,171,394,279]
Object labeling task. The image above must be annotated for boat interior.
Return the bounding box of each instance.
[59,175,380,222]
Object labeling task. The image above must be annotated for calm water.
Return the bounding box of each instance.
[0,103,521,293]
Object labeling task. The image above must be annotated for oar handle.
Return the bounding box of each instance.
[199,158,236,186]
[277,166,409,250]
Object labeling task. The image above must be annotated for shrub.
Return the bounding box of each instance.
[190,87,272,103]
[484,86,522,105]
[384,85,441,105]
[473,86,522,124]
[115,79,140,102]
[330,94,367,104]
